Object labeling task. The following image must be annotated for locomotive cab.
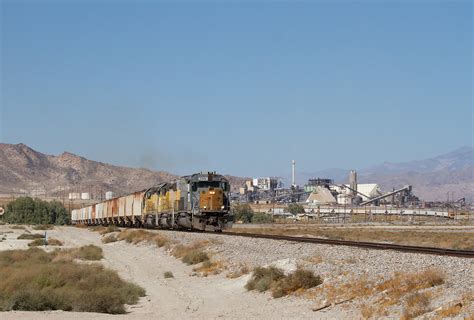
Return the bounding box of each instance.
[190,172,232,231]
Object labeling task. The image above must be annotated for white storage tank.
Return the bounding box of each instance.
[337,194,351,205]
[105,191,114,200]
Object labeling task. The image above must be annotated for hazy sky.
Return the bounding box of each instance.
[1,1,472,177]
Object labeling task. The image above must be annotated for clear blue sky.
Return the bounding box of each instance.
[1,1,472,177]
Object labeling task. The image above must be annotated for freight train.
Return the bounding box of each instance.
[71,172,233,232]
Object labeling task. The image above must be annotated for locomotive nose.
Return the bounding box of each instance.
[200,188,225,211]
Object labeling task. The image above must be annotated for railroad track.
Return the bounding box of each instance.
[222,231,474,258]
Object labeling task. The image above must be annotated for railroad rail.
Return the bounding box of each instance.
[222,231,474,258]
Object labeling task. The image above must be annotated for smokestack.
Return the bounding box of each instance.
[291,160,296,187]
[349,170,357,197]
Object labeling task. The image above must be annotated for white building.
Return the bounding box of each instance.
[252,177,280,191]
[330,184,382,201]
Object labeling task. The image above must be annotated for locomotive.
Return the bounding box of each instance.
[71,172,233,232]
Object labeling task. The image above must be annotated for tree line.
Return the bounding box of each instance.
[1,197,70,225]
[233,203,305,224]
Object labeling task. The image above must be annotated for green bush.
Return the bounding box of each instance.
[287,203,305,214]
[164,271,174,278]
[233,204,254,223]
[2,197,69,225]
[0,248,145,313]
[252,213,273,224]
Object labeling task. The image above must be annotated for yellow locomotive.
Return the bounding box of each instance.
[71,172,232,232]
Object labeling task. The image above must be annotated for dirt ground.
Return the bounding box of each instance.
[0,225,356,320]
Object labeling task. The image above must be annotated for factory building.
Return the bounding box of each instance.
[252,177,281,191]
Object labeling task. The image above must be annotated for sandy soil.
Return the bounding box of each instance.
[0,226,354,320]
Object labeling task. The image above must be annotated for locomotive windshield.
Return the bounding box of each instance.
[192,181,229,191]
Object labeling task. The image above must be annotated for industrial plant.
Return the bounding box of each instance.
[235,160,467,220]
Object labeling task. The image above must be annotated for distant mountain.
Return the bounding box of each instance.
[360,147,473,175]
[289,147,473,202]
[0,143,246,198]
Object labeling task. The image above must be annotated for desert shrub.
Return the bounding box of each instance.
[252,213,273,224]
[245,267,285,292]
[164,271,174,278]
[246,267,322,298]
[99,225,120,235]
[10,225,26,230]
[102,234,118,244]
[116,230,169,247]
[28,238,63,247]
[18,233,45,240]
[182,250,209,265]
[233,204,254,223]
[32,225,54,230]
[74,245,103,260]
[0,248,145,313]
[2,198,69,225]
[28,239,45,247]
[271,269,322,298]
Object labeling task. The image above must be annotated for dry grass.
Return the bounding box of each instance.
[116,229,169,248]
[53,245,103,262]
[401,292,431,319]
[360,303,375,319]
[17,233,45,240]
[375,268,444,301]
[194,260,226,276]
[227,264,251,279]
[28,238,63,247]
[435,291,474,319]
[305,255,323,264]
[0,248,145,313]
[246,267,322,298]
[230,226,474,250]
[316,269,445,319]
[171,240,211,266]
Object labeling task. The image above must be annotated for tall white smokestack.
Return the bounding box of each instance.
[291,160,296,187]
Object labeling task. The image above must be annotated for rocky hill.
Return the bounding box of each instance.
[0,143,247,198]
[0,143,178,197]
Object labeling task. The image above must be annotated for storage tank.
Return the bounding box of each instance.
[349,170,357,195]
[105,191,114,200]
[337,194,351,205]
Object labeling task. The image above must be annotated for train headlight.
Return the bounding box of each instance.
[209,191,216,195]
[221,205,225,210]
[203,206,207,209]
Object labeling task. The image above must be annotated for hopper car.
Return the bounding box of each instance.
[71,172,232,231]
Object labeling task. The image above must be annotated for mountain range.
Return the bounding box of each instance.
[295,146,473,202]
[0,143,246,198]
[0,143,472,202]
